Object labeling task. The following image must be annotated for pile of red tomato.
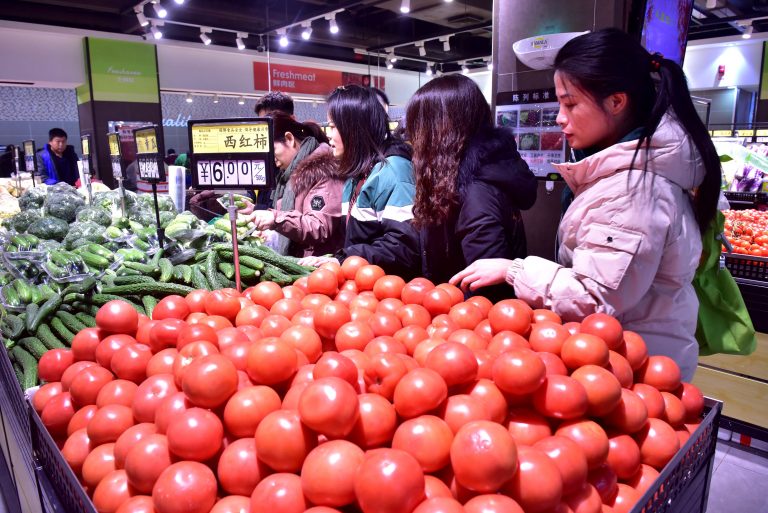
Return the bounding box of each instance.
[32,256,706,513]
[724,209,768,256]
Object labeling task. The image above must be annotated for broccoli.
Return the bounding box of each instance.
[27,217,70,241]
[94,190,137,214]
[18,187,47,210]
[9,210,42,232]
[76,207,112,227]
[138,193,177,214]
[44,192,86,223]
[63,221,106,249]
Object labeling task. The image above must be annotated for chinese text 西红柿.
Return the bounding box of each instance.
[223,134,269,152]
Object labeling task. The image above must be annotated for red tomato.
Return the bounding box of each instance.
[132,374,178,423]
[677,382,705,422]
[152,295,190,321]
[393,368,449,419]
[69,365,115,408]
[556,420,609,470]
[60,361,96,391]
[401,279,434,305]
[422,288,453,317]
[314,301,352,339]
[135,320,156,347]
[424,341,478,388]
[153,391,191,434]
[355,264,386,291]
[474,349,495,379]
[660,391,686,428]
[307,268,339,296]
[61,428,91,477]
[334,321,375,352]
[181,353,238,408]
[564,483,603,513]
[299,377,359,438]
[111,343,152,384]
[38,349,74,382]
[534,435,589,495]
[465,379,508,424]
[532,375,588,420]
[82,442,117,489]
[255,409,316,472]
[636,356,681,392]
[96,300,139,334]
[335,289,357,306]
[210,496,251,513]
[413,498,465,513]
[448,302,484,330]
[533,309,562,324]
[440,393,492,434]
[377,297,405,314]
[350,292,379,312]
[259,314,292,337]
[250,473,307,513]
[96,379,138,408]
[215,327,249,351]
[173,324,218,351]
[115,496,155,513]
[451,420,518,493]
[166,407,223,461]
[355,449,425,513]
[488,299,532,335]
[114,423,158,469]
[579,313,623,350]
[587,463,618,503]
[313,351,358,388]
[67,404,98,436]
[492,348,545,395]
[92,469,133,513]
[301,440,365,507]
[71,327,103,362]
[364,352,408,399]
[173,341,219,387]
[393,415,454,472]
[505,446,563,513]
[96,334,136,369]
[560,334,609,370]
[446,329,487,352]
[204,289,242,321]
[571,365,622,416]
[299,293,331,312]
[424,475,453,500]
[609,483,641,513]
[486,331,529,356]
[436,284,464,305]
[466,296,493,317]
[607,434,641,480]
[538,351,569,376]
[282,285,306,301]
[185,289,210,313]
[635,418,680,470]
[223,385,282,437]
[349,393,397,449]
[87,404,135,445]
[146,348,178,377]
[474,319,493,341]
[603,388,649,434]
[152,462,217,513]
[529,322,570,355]
[373,275,406,300]
[186,312,207,325]
[413,338,444,367]
[368,312,403,338]
[607,351,634,388]
[149,319,186,353]
[620,331,648,370]
[246,338,298,385]
[124,433,172,494]
[217,438,268,496]
[631,383,665,419]
[340,256,368,280]
[625,464,659,494]
[235,304,270,328]
[464,495,524,513]
[506,408,552,446]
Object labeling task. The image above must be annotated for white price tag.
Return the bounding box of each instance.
[24,156,34,173]
[139,158,160,180]
[82,159,90,175]
[196,159,267,187]
[112,160,123,179]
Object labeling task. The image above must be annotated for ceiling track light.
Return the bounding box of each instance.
[236,32,247,50]
[400,0,411,14]
[425,64,433,76]
[238,96,245,105]
[134,8,149,27]
[325,13,339,34]
[213,94,219,104]
[440,36,451,52]
[415,41,426,57]
[150,22,163,39]
[199,28,212,45]
[152,1,167,19]
[743,24,754,39]
[461,63,469,74]
[277,28,289,47]
[387,61,394,69]
[173,0,184,4]
[185,92,193,103]
[301,22,312,40]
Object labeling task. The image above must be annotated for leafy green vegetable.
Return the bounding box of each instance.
[8,210,42,232]
[27,217,69,241]
[18,187,47,210]
[76,207,112,227]
[44,192,85,223]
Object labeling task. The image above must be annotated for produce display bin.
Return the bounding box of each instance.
[0,346,34,473]
[630,398,722,513]
[724,191,768,207]
[29,396,97,513]
[724,253,768,282]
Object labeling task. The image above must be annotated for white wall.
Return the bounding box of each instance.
[683,41,762,91]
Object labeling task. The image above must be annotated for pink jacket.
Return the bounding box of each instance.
[512,115,705,380]
[274,144,345,258]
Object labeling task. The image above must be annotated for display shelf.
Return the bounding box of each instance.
[699,332,768,382]
[693,367,768,429]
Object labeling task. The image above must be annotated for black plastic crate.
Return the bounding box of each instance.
[724,191,768,206]
[630,398,722,513]
[0,348,33,467]
[724,253,768,282]
[28,400,96,513]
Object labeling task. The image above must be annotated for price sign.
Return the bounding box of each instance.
[108,132,124,180]
[188,118,275,190]
[132,125,165,182]
[712,129,733,137]
[23,140,36,173]
[80,134,94,177]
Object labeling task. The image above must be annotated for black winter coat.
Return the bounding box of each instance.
[420,127,537,300]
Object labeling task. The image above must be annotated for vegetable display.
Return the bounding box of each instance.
[723,209,768,256]
[24,258,705,513]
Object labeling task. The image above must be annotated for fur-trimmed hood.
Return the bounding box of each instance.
[458,126,537,210]
[290,143,341,197]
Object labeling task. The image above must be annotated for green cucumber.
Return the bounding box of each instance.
[80,252,110,269]
[25,303,40,333]
[31,293,63,332]
[117,268,142,277]
[206,251,222,290]
[172,266,184,282]
[113,275,156,286]
[1,315,24,339]
[191,266,209,290]
[74,313,97,328]
[159,258,174,282]
[55,311,88,333]
[50,317,75,344]
[124,261,160,275]
[90,294,145,313]
[86,243,114,259]
[142,296,158,318]
[18,336,47,359]
[116,248,146,262]
[10,346,37,389]
[15,279,34,304]
[149,249,164,267]
[36,325,66,350]
[100,283,194,297]
[2,284,20,306]
[218,262,236,280]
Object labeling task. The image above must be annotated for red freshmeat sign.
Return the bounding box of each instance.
[253,62,384,96]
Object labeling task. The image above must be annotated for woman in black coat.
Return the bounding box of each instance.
[406,74,537,301]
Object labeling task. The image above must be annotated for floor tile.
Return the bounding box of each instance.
[707,461,768,513]
[713,443,730,471]
[722,445,768,476]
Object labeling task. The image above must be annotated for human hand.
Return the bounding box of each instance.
[253,210,277,230]
[450,258,514,291]
[298,255,339,268]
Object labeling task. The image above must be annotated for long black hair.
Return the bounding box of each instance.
[554,28,720,233]
[327,85,391,180]
[271,112,328,145]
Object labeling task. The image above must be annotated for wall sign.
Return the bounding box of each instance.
[133,125,165,182]
[23,140,36,174]
[253,62,384,96]
[85,38,160,104]
[108,132,124,180]
[188,118,275,190]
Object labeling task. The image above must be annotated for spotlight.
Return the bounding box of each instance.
[445,0,454,2]
[185,92,193,103]
[400,0,410,14]
[213,94,219,104]
[152,1,167,18]
[135,8,149,27]
[200,29,212,45]
[150,23,163,39]
[301,23,312,40]
[236,33,246,50]
[487,61,493,71]
[440,36,451,52]
[462,64,469,74]
[387,61,394,69]
[174,0,184,4]
[743,25,753,39]
[328,14,339,34]
[418,45,426,57]
[278,29,289,47]
[238,96,245,105]
[426,64,433,76]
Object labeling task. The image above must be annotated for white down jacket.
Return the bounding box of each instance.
[512,115,705,380]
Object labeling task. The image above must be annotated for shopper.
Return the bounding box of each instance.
[451,28,722,381]
[0,145,15,178]
[301,85,419,278]
[406,74,536,300]
[254,91,294,117]
[252,113,344,257]
[36,128,79,185]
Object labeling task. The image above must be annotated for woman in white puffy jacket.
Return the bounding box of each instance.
[452,29,723,381]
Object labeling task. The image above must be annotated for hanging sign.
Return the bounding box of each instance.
[107,132,124,179]
[23,140,36,174]
[132,125,165,182]
[81,134,93,177]
[188,118,274,189]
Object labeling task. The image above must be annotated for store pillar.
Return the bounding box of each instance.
[492,0,635,259]
[77,37,162,189]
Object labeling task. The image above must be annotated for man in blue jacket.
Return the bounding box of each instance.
[36,128,79,185]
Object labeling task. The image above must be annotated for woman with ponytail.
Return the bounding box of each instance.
[252,112,344,257]
[452,28,722,380]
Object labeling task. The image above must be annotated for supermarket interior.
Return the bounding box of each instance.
[1,0,768,512]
